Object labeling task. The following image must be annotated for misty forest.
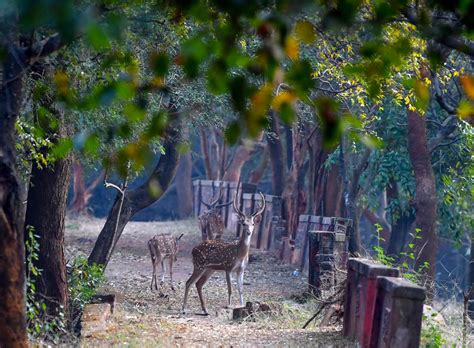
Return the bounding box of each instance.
[0,0,473,347]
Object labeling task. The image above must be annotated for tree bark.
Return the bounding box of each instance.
[69,162,104,215]
[88,108,182,267]
[24,150,71,318]
[199,127,215,180]
[0,44,28,347]
[222,135,262,182]
[346,148,371,254]
[407,108,438,282]
[24,64,72,318]
[386,178,416,258]
[266,109,286,196]
[176,151,193,218]
[248,144,269,185]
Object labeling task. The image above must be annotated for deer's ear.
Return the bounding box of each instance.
[254,215,262,224]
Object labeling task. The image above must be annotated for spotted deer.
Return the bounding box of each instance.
[198,183,231,241]
[148,233,184,291]
[182,189,266,315]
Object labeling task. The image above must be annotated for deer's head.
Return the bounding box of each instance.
[233,190,266,236]
[200,181,232,217]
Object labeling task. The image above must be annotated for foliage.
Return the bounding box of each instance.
[421,318,446,348]
[25,226,67,342]
[67,256,105,313]
[373,225,429,286]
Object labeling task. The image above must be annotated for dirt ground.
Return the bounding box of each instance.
[65,217,355,347]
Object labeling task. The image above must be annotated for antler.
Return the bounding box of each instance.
[252,192,266,218]
[201,181,224,209]
[232,180,245,219]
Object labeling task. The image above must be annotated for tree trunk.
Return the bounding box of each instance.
[266,109,286,196]
[469,233,474,319]
[69,162,104,215]
[281,124,308,238]
[175,151,193,218]
[199,127,215,180]
[222,135,261,182]
[407,108,438,282]
[88,109,182,267]
[386,178,416,258]
[24,61,72,318]
[346,148,371,254]
[24,152,71,318]
[248,144,269,185]
[0,44,28,347]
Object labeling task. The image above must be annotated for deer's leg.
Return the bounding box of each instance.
[182,267,206,314]
[169,257,175,291]
[150,258,156,291]
[236,268,245,306]
[196,269,214,315]
[160,259,166,284]
[225,270,232,308]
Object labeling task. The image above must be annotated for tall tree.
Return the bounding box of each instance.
[88,107,183,267]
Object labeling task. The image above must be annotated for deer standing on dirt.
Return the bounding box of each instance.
[182,189,266,315]
[148,233,184,291]
[198,183,231,241]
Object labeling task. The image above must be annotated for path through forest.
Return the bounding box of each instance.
[65,217,354,347]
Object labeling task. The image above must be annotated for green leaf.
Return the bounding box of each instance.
[149,51,170,77]
[286,59,314,98]
[225,122,240,145]
[51,138,73,158]
[294,20,316,44]
[86,23,111,50]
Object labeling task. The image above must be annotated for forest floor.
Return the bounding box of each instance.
[65,217,355,347]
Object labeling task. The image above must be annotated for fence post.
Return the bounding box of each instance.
[343,258,399,346]
[370,276,425,348]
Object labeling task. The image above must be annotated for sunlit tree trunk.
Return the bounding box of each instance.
[0,42,28,347]
[407,107,438,283]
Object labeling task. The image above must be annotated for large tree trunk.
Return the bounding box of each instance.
[175,151,193,218]
[281,124,309,238]
[0,44,28,347]
[69,162,104,215]
[248,144,269,185]
[199,127,216,180]
[346,148,371,254]
[222,135,261,182]
[386,178,416,258]
[407,108,438,282]
[24,67,72,318]
[24,152,71,318]
[266,110,286,196]
[88,109,182,267]
[469,233,474,319]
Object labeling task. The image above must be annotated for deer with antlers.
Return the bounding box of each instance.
[148,233,184,291]
[198,183,232,241]
[182,188,266,315]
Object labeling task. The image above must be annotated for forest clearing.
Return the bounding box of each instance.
[67,218,352,347]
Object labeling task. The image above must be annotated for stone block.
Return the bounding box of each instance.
[370,276,425,348]
[342,258,399,347]
[81,303,111,337]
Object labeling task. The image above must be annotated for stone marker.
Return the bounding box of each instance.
[81,303,111,337]
[370,276,425,348]
[343,258,399,347]
[232,301,271,320]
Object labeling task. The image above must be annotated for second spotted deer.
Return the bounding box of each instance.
[148,233,184,291]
